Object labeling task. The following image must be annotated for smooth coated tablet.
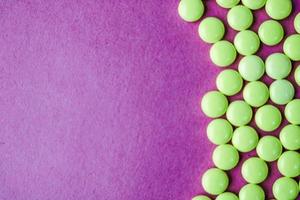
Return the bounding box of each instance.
[285,99,300,125]
[294,13,300,33]
[265,53,291,80]
[243,81,269,107]
[255,105,282,132]
[201,91,228,118]
[269,80,294,105]
[280,124,300,150]
[295,65,300,86]
[201,168,229,195]
[258,20,284,46]
[216,0,240,8]
[216,192,238,200]
[242,157,268,183]
[192,195,211,200]
[207,119,233,145]
[256,136,282,162]
[178,0,204,22]
[238,55,265,81]
[273,177,299,200]
[212,144,239,170]
[216,69,243,96]
[283,34,300,61]
[239,184,265,200]
[277,151,300,177]
[234,30,260,56]
[199,17,225,43]
[210,40,237,67]
[242,0,266,10]
[232,126,258,152]
[265,0,292,20]
[226,101,253,127]
[227,5,253,31]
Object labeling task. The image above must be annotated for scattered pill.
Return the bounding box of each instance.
[279,124,300,151]
[242,157,268,184]
[277,151,300,177]
[269,79,294,105]
[243,81,269,107]
[232,126,259,152]
[192,195,211,200]
[256,136,282,162]
[234,30,260,56]
[227,5,253,31]
[238,55,265,81]
[210,40,237,67]
[216,192,238,200]
[258,20,284,46]
[294,13,300,33]
[201,168,229,195]
[178,0,204,22]
[255,104,282,132]
[201,91,228,118]
[226,100,253,127]
[199,17,225,44]
[207,119,233,145]
[216,69,243,96]
[272,177,299,200]
[241,0,266,10]
[285,99,300,125]
[216,0,240,9]
[295,65,300,86]
[239,184,265,200]
[265,53,291,80]
[265,0,292,20]
[283,34,300,61]
[213,144,239,170]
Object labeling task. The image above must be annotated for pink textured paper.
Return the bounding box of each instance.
[0,1,299,200]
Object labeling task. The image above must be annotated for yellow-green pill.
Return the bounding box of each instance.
[273,177,299,200]
[216,0,240,8]
[199,17,225,43]
[242,0,266,10]
[226,100,253,127]
[239,184,265,200]
[243,81,269,107]
[192,195,211,200]
[201,91,228,118]
[258,20,284,46]
[256,136,282,162]
[201,168,229,195]
[212,144,239,170]
[277,151,300,178]
[238,55,265,81]
[242,157,268,184]
[178,0,204,22]
[283,34,300,61]
[234,30,260,56]
[265,0,292,20]
[265,53,291,80]
[216,192,238,200]
[294,13,300,34]
[232,126,258,152]
[269,80,294,105]
[210,40,237,67]
[285,99,300,125]
[207,119,233,145]
[295,65,300,86]
[279,124,300,151]
[216,69,243,96]
[227,5,253,31]
[255,105,282,132]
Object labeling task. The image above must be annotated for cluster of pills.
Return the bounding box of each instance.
[178,0,300,199]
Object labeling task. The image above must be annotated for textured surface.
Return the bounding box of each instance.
[0,0,299,200]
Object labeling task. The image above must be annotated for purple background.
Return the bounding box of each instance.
[0,0,299,199]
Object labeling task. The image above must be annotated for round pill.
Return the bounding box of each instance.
[226,101,253,127]
[280,124,300,151]
[277,151,300,177]
[285,99,300,125]
[295,65,300,86]
[265,0,292,20]
[216,0,240,8]
[216,192,238,200]
[241,0,266,10]
[255,105,282,132]
[199,17,225,43]
[273,177,299,200]
[234,30,260,56]
[213,144,239,170]
[294,13,300,33]
[201,168,229,195]
[210,41,237,67]
[258,20,284,46]
[201,91,228,118]
[256,136,282,162]
[207,119,233,145]
[265,53,291,80]
[239,184,265,200]
[283,34,300,61]
[269,80,294,105]
[232,126,258,152]
[227,5,253,31]
[243,81,269,107]
[178,0,204,22]
[242,157,268,184]
[192,195,211,200]
[238,55,265,81]
[216,69,243,96]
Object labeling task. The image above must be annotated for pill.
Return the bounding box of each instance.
[199,17,225,43]
[243,81,269,107]
[277,151,300,177]
[265,53,291,79]
[201,91,228,118]
[216,0,240,9]
[269,79,294,105]
[255,104,282,132]
[256,136,282,162]
[295,65,300,86]
[241,0,266,10]
[258,20,284,46]
[242,157,268,184]
[201,168,229,195]
[234,30,260,56]
[272,177,299,200]
[216,69,243,96]
[216,192,238,200]
[226,100,253,127]
[239,184,265,200]
[227,5,253,31]
[232,126,259,152]
[238,55,265,81]
[279,124,300,151]
[207,119,233,145]
[265,0,292,20]
[178,0,204,22]
[283,34,300,61]
[285,99,300,125]
[212,144,239,170]
[294,13,300,33]
[192,195,211,200]
[210,40,237,67]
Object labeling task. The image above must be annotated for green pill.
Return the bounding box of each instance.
[269,80,294,105]
[280,124,300,151]
[201,168,229,195]
[207,119,233,145]
[285,99,300,125]
[192,195,211,200]
[178,0,204,22]
[265,0,292,20]
[210,40,237,67]
[273,177,299,200]
[294,13,300,34]
[199,17,225,44]
[234,30,260,56]
[238,55,265,81]
[283,34,300,61]
[295,65,300,86]
[226,100,253,127]
[277,151,300,178]
[227,5,253,31]
[216,69,243,96]
[256,136,282,162]
[201,91,228,118]
[239,184,265,200]
[212,144,239,170]
[216,0,240,8]
[265,53,291,80]
[255,104,282,132]
[242,157,268,184]
[241,0,266,10]
[243,81,269,107]
[258,20,284,46]
[232,126,258,152]
[216,192,238,200]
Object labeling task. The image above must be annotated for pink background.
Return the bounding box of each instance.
[0,0,299,199]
